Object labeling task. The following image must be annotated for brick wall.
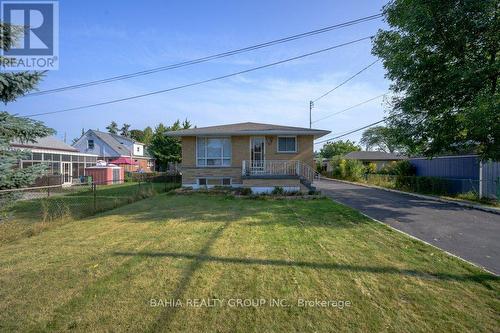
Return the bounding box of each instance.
[242,178,300,187]
[182,167,242,185]
[180,135,314,185]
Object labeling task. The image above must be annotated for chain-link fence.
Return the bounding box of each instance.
[0,175,181,243]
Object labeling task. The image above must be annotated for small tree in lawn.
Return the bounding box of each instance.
[0,21,55,214]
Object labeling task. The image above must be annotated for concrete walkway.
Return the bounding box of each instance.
[315,179,500,275]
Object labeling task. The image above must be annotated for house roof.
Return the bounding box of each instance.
[11,136,79,152]
[165,122,331,139]
[344,151,407,161]
[90,130,135,154]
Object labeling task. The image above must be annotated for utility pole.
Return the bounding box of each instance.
[309,100,314,128]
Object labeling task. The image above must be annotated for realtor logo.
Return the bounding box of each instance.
[1,0,59,69]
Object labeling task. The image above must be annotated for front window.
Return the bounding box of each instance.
[277,136,297,153]
[87,139,94,149]
[197,137,231,166]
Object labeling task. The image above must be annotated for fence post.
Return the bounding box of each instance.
[93,183,97,213]
[47,176,50,197]
[479,160,483,199]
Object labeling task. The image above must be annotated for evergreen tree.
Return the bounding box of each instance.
[142,126,153,145]
[0,21,55,213]
[106,121,118,134]
[120,123,131,137]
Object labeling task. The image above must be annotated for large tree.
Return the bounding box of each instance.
[0,22,55,213]
[360,126,404,153]
[130,126,153,144]
[372,0,499,160]
[130,129,144,142]
[319,140,360,159]
[149,120,192,170]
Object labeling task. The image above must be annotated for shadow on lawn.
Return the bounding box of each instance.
[113,250,498,285]
[143,221,232,332]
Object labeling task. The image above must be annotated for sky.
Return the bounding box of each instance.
[6,0,391,151]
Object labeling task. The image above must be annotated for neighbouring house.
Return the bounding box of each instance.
[72,130,155,172]
[11,136,98,185]
[344,151,406,171]
[166,122,330,193]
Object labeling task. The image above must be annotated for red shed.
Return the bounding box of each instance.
[85,165,124,185]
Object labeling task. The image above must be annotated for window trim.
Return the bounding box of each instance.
[196,136,232,168]
[277,136,298,153]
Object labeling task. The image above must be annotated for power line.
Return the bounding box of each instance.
[26,14,383,97]
[312,59,379,102]
[315,118,388,144]
[25,36,373,117]
[311,93,386,124]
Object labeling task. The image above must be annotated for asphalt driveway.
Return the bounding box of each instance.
[315,179,500,275]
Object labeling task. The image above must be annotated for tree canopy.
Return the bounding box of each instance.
[372,0,499,160]
[319,140,361,159]
[360,126,404,153]
[149,119,192,170]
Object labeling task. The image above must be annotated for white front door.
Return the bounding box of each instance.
[250,137,265,173]
[62,162,72,184]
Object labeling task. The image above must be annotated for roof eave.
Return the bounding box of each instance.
[166,130,330,139]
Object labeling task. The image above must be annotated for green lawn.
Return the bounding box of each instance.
[0,182,179,244]
[0,193,498,332]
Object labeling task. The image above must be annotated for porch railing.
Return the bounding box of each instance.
[242,160,320,184]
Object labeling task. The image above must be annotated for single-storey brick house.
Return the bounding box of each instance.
[166,122,330,193]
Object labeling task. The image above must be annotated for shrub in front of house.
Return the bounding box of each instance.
[344,159,365,181]
[235,187,252,196]
[272,186,285,195]
[365,162,377,174]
